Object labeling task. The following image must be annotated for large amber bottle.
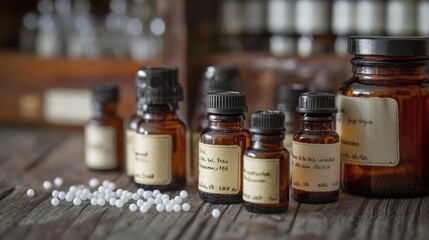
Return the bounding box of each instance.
[338,37,429,198]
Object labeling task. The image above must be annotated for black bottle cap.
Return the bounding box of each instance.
[91,83,118,102]
[135,66,183,104]
[202,64,243,94]
[275,84,308,109]
[250,110,285,134]
[205,91,248,114]
[297,92,337,113]
[349,36,429,56]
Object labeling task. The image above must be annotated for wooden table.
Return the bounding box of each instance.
[0,127,428,240]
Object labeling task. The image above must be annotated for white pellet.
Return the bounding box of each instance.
[51,197,59,206]
[156,204,165,212]
[126,192,133,199]
[52,190,59,198]
[93,191,99,198]
[69,186,77,193]
[43,181,52,190]
[110,192,118,198]
[136,199,144,207]
[161,194,169,201]
[142,202,151,209]
[89,178,100,188]
[165,204,173,212]
[182,203,190,212]
[54,177,63,187]
[80,193,88,201]
[65,193,74,202]
[140,205,148,213]
[147,197,154,205]
[120,195,128,203]
[174,196,182,204]
[132,193,140,201]
[154,198,162,205]
[98,186,105,193]
[91,198,98,206]
[82,189,90,195]
[109,198,117,206]
[162,199,170,206]
[137,188,144,196]
[173,204,181,213]
[152,190,161,198]
[169,200,177,205]
[116,189,123,196]
[58,191,66,200]
[104,188,112,195]
[115,200,124,208]
[212,209,221,218]
[73,198,82,206]
[102,180,109,187]
[97,198,106,206]
[87,193,93,199]
[76,189,82,196]
[108,182,116,190]
[143,191,152,199]
[104,194,111,202]
[179,190,188,199]
[129,203,138,212]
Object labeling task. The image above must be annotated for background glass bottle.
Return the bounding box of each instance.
[243,110,289,213]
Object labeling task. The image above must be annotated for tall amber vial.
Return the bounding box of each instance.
[339,37,429,198]
[199,91,251,204]
[85,83,124,170]
[292,93,340,203]
[133,67,186,191]
[243,110,289,213]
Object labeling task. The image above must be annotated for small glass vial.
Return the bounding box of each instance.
[191,65,243,183]
[339,37,429,198]
[243,111,289,213]
[85,83,124,170]
[292,93,340,203]
[133,67,186,191]
[199,91,251,204]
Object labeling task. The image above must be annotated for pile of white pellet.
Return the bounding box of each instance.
[26,177,221,218]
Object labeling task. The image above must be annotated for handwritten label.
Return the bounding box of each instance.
[126,130,136,176]
[243,156,279,204]
[134,134,172,185]
[291,141,340,192]
[337,95,399,166]
[198,142,241,194]
[85,125,117,169]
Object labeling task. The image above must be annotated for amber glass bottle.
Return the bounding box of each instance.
[243,110,289,213]
[133,67,186,191]
[85,84,124,170]
[199,91,251,204]
[292,93,340,203]
[191,65,243,183]
[339,37,429,198]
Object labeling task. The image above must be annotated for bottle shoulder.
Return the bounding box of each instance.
[245,148,289,160]
[293,130,339,144]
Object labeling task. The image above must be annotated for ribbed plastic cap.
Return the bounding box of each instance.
[275,84,308,109]
[250,110,285,134]
[135,66,183,104]
[202,64,243,94]
[349,36,429,56]
[91,83,118,102]
[205,91,248,114]
[297,92,337,113]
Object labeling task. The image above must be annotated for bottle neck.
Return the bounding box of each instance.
[300,113,334,132]
[208,113,245,130]
[92,101,117,118]
[352,55,429,81]
[251,133,284,151]
[138,103,178,120]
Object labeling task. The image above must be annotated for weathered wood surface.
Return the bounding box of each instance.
[0,127,428,240]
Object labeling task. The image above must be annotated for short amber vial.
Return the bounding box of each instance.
[292,93,340,204]
[85,83,124,171]
[243,111,289,213]
[133,67,186,191]
[199,91,251,204]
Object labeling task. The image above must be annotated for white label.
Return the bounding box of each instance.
[355,0,384,34]
[126,130,136,176]
[198,142,241,194]
[295,0,329,34]
[291,141,340,192]
[243,156,280,204]
[85,125,117,169]
[134,134,172,185]
[332,0,355,35]
[337,95,400,166]
[267,0,295,33]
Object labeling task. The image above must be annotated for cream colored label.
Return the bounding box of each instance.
[191,132,201,180]
[291,141,340,192]
[85,125,117,169]
[198,142,241,194]
[134,134,172,185]
[126,130,135,176]
[243,156,279,204]
[337,95,399,166]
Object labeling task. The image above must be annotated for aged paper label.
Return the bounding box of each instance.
[198,143,241,194]
[337,95,399,166]
[126,130,136,176]
[243,156,280,204]
[134,134,172,185]
[85,125,117,169]
[291,141,340,192]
